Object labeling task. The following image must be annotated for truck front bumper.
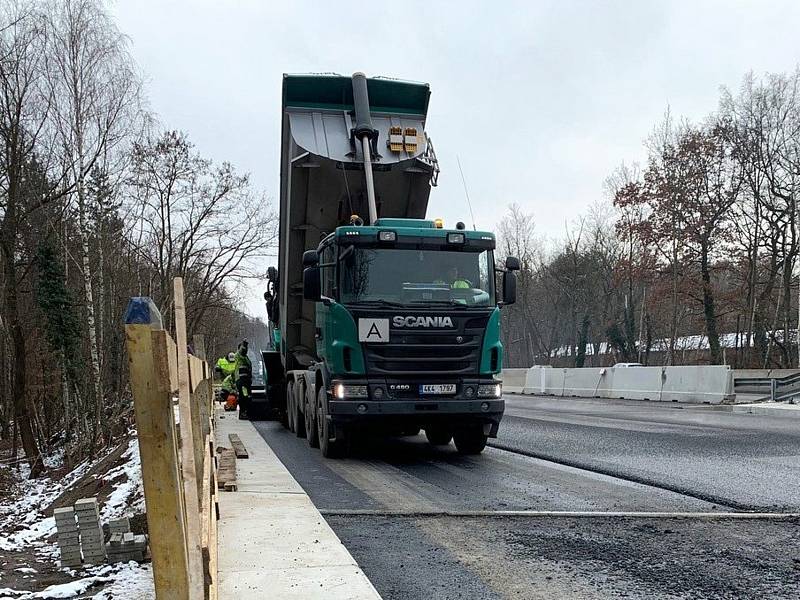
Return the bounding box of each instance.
[328,398,504,436]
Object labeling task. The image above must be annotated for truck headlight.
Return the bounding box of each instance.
[333,383,368,399]
[477,383,502,398]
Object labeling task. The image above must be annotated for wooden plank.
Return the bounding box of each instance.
[200,432,212,599]
[173,278,206,600]
[188,355,203,394]
[216,448,237,491]
[189,389,206,502]
[192,334,207,360]
[126,324,190,600]
[167,334,178,393]
[227,434,249,459]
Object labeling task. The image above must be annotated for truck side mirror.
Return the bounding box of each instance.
[303,266,321,301]
[505,256,520,271]
[502,271,517,305]
[303,250,319,267]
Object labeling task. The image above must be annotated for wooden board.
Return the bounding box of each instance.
[126,325,190,599]
[227,434,249,459]
[217,448,237,492]
[173,278,205,600]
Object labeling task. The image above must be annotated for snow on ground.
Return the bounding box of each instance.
[0,456,93,552]
[0,434,155,600]
[0,561,154,600]
[98,439,144,524]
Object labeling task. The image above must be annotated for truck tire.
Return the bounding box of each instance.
[305,391,319,448]
[425,427,452,446]
[294,380,306,439]
[286,381,296,432]
[402,426,421,437]
[317,387,344,458]
[453,425,488,455]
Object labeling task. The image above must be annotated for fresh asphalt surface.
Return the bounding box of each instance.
[252,395,800,599]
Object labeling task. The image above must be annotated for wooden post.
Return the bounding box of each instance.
[173,279,205,600]
[124,298,190,600]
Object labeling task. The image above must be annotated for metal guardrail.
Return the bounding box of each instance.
[734,372,800,402]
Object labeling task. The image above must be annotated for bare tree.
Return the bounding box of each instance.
[0,2,67,475]
[127,130,278,335]
[45,0,142,449]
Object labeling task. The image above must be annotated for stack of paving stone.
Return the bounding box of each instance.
[53,507,82,568]
[106,530,148,563]
[75,498,106,565]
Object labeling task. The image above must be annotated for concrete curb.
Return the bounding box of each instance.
[215,411,381,599]
[727,403,800,419]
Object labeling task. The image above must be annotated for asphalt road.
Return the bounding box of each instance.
[500,396,800,511]
[252,395,800,599]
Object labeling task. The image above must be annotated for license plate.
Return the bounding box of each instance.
[419,384,456,395]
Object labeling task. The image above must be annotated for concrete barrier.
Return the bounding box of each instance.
[503,365,735,404]
[522,365,551,394]
[501,368,528,394]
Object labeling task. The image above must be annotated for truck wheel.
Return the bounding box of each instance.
[317,387,344,458]
[425,427,452,446]
[294,381,306,439]
[286,381,296,432]
[402,426,421,436]
[453,426,488,455]
[305,392,319,448]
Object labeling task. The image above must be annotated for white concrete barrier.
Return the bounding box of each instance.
[501,368,528,394]
[523,365,551,394]
[505,365,735,404]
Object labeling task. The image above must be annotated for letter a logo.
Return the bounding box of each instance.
[358,318,389,343]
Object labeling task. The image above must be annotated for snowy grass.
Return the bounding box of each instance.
[0,434,154,599]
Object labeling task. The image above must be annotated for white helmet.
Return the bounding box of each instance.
[227,352,235,362]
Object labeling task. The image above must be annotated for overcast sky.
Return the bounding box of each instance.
[111,0,800,316]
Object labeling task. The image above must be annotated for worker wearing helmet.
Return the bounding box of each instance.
[215,352,237,379]
[233,340,253,419]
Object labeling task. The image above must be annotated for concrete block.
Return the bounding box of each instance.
[76,514,100,523]
[108,553,144,563]
[61,558,83,568]
[80,528,103,538]
[74,498,98,509]
[108,518,130,533]
[57,538,80,549]
[80,535,104,546]
[54,507,75,521]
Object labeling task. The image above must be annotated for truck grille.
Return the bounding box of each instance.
[361,313,489,375]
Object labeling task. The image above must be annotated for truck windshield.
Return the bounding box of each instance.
[339,247,495,307]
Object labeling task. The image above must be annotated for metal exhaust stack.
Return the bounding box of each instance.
[352,72,378,225]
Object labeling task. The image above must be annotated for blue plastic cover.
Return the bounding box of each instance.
[123,297,163,328]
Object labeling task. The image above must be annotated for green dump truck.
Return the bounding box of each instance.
[260,72,519,457]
